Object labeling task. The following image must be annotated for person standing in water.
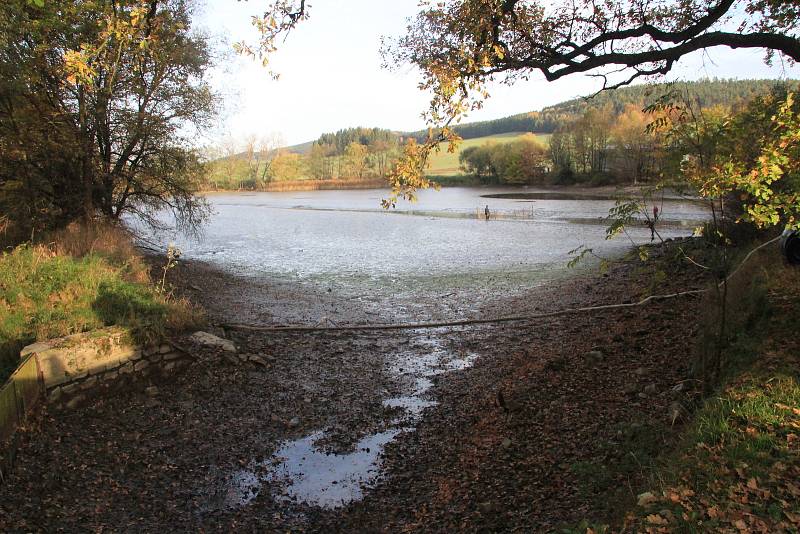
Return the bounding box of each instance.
[485,205,490,220]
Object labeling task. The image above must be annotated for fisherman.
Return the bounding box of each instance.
[485,204,490,220]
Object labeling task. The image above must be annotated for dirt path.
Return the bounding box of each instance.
[0,241,710,532]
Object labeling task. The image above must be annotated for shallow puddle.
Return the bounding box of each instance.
[226,429,405,508]
[219,333,479,510]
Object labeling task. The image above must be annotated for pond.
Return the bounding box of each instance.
[152,187,707,318]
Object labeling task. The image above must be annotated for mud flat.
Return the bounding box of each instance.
[3,185,710,531]
[0,236,711,531]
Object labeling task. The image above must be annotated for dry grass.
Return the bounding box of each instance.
[48,222,137,263]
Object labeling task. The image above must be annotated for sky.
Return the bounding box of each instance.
[194,0,800,147]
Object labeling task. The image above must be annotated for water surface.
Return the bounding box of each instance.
[161,187,706,281]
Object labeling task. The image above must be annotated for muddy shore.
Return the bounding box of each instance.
[0,240,711,532]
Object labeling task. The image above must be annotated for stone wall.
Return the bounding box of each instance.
[21,327,192,410]
[0,327,193,459]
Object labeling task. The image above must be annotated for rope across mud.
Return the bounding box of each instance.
[222,236,781,334]
[223,288,706,333]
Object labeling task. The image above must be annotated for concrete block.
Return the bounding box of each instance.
[61,383,81,396]
[21,327,137,388]
[65,394,86,410]
[103,371,118,381]
[48,387,63,403]
[80,376,98,391]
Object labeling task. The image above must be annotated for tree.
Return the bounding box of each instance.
[343,142,370,180]
[460,136,548,184]
[243,0,800,206]
[269,150,305,181]
[308,142,336,180]
[0,0,216,236]
[516,134,549,183]
[459,146,494,181]
[215,135,245,189]
[368,139,397,179]
[244,133,284,186]
[611,105,659,184]
[663,85,800,230]
[548,129,574,180]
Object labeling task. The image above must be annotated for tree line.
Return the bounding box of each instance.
[205,129,402,190]
[408,79,793,142]
[208,79,789,191]
[315,127,398,155]
[457,81,799,187]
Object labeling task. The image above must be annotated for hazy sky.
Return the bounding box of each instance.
[195,0,800,146]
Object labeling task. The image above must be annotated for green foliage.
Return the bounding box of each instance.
[606,199,644,240]
[270,151,306,182]
[428,132,544,176]
[316,127,398,155]
[663,83,800,231]
[566,245,609,273]
[718,92,800,229]
[570,420,666,518]
[458,133,549,184]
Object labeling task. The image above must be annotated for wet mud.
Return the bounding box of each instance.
[0,239,712,532]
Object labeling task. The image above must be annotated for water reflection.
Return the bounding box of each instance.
[222,333,478,510]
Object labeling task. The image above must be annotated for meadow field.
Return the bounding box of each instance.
[425,132,552,176]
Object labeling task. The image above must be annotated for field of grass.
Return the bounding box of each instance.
[425,132,552,176]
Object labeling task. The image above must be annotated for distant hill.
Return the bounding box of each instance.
[284,140,314,155]
[217,78,795,163]
[407,78,798,141]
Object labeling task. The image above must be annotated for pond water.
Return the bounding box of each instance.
[223,334,478,510]
[160,187,706,281]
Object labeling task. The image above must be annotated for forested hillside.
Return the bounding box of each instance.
[408,79,795,141]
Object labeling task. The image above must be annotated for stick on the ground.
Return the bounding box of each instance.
[222,289,706,333]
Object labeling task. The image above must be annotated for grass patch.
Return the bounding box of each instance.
[0,233,202,381]
[618,259,800,532]
[567,420,670,526]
